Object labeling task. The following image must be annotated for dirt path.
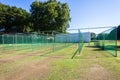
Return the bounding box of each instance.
[79,45,115,80]
[0,48,52,64]
[0,53,62,80]
[80,64,114,80]
[10,57,53,80]
[0,46,67,80]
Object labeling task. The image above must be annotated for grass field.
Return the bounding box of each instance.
[0,42,120,80]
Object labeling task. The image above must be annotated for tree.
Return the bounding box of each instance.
[0,3,32,33]
[30,0,71,33]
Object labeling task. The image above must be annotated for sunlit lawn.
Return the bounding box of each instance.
[0,42,120,80]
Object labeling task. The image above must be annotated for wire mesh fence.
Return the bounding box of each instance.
[94,27,117,57]
[0,30,84,58]
[78,26,117,57]
[0,32,74,55]
[0,27,117,58]
[66,29,84,59]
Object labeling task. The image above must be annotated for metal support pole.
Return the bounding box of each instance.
[115,27,117,57]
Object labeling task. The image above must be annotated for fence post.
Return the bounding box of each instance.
[2,34,4,50]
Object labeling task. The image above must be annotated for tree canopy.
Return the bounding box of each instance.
[0,0,70,33]
[30,0,71,33]
[0,3,31,33]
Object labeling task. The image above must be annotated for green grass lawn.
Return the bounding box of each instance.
[117,41,120,57]
[46,43,120,80]
[0,43,72,59]
[0,43,120,80]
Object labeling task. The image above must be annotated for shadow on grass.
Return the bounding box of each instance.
[86,45,120,51]
[85,46,103,51]
[117,46,120,51]
[83,46,114,58]
[85,46,97,48]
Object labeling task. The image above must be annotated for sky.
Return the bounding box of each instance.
[0,0,120,33]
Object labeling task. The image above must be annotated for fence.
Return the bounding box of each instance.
[0,32,75,55]
[94,27,117,57]
[0,30,84,58]
[66,29,84,59]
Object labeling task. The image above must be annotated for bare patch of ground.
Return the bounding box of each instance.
[0,52,63,80]
[0,48,52,63]
[80,64,114,80]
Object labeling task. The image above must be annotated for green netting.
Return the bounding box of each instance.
[78,29,84,54]
[0,30,85,58]
[54,33,73,51]
[71,29,84,59]
[0,32,73,54]
[94,27,117,57]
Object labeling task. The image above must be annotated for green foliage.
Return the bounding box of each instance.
[0,3,32,33]
[0,0,70,33]
[30,0,71,33]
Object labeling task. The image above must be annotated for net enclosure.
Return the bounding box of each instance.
[66,29,84,59]
[0,31,78,56]
[94,27,117,57]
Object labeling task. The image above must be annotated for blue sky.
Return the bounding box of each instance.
[0,0,120,33]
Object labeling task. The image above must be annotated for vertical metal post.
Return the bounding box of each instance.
[47,34,48,47]
[13,34,14,49]
[78,29,80,55]
[31,34,33,52]
[15,34,17,50]
[2,34,4,50]
[25,36,28,48]
[52,31,55,52]
[115,27,117,57]
[22,35,24,49]
[88,32,90,46]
